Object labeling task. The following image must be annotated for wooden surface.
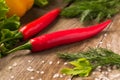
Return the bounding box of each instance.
[1,0,120,80]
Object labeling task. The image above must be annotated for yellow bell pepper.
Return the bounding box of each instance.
[5,0,34,17]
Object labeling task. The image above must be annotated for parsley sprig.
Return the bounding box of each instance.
[0,0,20,57]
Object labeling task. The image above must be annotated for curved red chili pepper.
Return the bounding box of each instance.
[8,20,111,53]
[17,8,61,40]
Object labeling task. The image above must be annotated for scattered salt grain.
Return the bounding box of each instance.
[96,68,101,72]
[49,61,53,65]
[41,60,45,64]
[96,74,110,80]
[28,60,32,63]
[10,76,14,79]
[94,78,99,80]
[8,66,12,70]
[27,66,34,72]
[99,42,103,44]
[30,76,34,80]
[40,71,44,74]
[36,71,40,74]
[60,74,63,78]
[12,62,17,67]
[104,34,107,37]
[98,69,101,72]
[92,72,96,75]
[67,78,71,80]
[101,71,105,75]
[109,74,120,79]
[64,62,68,65]
[57,61,60,64]
[107,68,111,72]
[62,73,66,76]
[53,73,59,78]
[104,71,108,75]
[96,45,98,48]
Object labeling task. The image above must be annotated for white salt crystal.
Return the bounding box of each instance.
[28,60,32,63]
[49,61,53,65]
[41,60,45,64]
[38,78,42,80]
[12,62,17,67]
[53,73,59,78]
[40,71,44,74]
[99,42,103,44]
[36,71,40,73]
[64,62,68,65]
[57,61,60,64]
[104,33,107,37]
[27,66,34,72]
[30,76,34,80]
[8,66,12,70]
[67,78,71,80]
[10,76,14,79]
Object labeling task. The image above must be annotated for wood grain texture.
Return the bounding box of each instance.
[0,0,120,80]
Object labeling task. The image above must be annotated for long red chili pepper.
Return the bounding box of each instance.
[1,8,61,43]
[18,8,61,40]
[7,20,111,53]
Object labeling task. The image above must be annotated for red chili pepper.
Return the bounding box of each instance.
[8,20,111,53]
[1,8,61,43]
[18,8,61,40]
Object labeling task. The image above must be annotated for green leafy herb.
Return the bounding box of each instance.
[61,0,120,22]
[0,0,8,20]
[0,0,20,57]
[0,15,20,30]
[34,0,48,7]
[61,58,92,77]
[59,48,120,77]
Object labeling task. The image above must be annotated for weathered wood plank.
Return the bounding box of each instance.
[1,0,119,80]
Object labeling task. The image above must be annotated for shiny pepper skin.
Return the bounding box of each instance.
[7,20,111,53]
[5,0,34,17]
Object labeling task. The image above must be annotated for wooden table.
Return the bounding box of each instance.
[1,0,120,80]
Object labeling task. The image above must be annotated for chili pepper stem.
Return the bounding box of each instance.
[7,42,31,54]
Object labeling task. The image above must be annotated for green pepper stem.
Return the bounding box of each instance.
[7,42,31,54]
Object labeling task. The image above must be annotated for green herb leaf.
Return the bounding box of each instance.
[0,29,19,56]
[80,10,91,22]
[61,0,120,22]
[0,0,8,20]
[59,48,120,68]
[1,29,17,41]
[0,15,20,30]
[34,0,48,7]
[0,0,20,57]
[61,58,92,77]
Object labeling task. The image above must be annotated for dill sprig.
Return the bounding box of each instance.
[58,48,120,68]
[61,0,120,22]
